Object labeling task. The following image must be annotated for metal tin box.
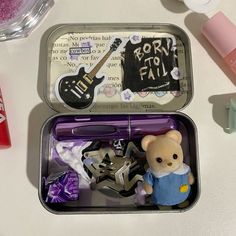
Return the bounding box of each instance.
[39,24,200,214]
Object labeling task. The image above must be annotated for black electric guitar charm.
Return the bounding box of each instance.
[56,38,122,109]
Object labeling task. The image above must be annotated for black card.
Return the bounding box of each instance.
[122,37,180,92]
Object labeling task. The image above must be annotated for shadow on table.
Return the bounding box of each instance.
[27,25,61,188]
[26,103,56,188]
[208,93,236,133]
[184,13,236,86]
[160,0,188,13]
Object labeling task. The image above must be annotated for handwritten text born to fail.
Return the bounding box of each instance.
[133,39,176,80]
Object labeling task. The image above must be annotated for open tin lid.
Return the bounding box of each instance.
[43,24,193,113]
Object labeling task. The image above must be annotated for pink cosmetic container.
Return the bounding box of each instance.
[202,11,236,75]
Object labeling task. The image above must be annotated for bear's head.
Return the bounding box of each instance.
[141,130,183,173]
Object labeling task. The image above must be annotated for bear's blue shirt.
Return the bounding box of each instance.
[143,164,191,206]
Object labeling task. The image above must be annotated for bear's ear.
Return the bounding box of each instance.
[165,130,182,144]
[141,135,157,151]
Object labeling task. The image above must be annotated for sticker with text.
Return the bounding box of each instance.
[123,37,180,92]
[68,41,93,60]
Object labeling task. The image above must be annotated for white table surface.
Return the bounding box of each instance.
[0,0,236,235]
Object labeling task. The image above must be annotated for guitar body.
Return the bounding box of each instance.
[58,67,104,109]
[56,38,122,109]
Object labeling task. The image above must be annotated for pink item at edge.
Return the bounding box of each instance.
[202,11,236,58]
[202,11,236,75]
[0,88,11,149]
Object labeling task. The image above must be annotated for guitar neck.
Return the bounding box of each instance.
[88,50,113,78]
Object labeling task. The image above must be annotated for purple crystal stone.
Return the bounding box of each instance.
[45,170,79,203]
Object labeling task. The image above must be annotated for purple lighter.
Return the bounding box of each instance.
[53,115,178,141]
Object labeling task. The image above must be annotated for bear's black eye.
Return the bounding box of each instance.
[156,157,162,163]
[173,154,178,159]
